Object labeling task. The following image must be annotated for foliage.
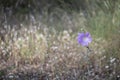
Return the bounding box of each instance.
[0,0,119,14]
[0,0,120,79]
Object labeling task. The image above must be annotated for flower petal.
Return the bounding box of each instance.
[77,32,92,46]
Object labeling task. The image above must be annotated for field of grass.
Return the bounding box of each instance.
[0,2,120,79]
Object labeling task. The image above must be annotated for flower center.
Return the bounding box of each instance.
[83,37,89,42]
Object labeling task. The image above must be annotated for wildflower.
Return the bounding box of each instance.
[110,57,116,63]
[77,32,92,47]
[105,65,109,69]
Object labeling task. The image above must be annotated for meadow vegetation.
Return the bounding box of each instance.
[0,0,120,79]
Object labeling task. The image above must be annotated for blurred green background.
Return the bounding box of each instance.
[0,0,120,79]
[0,0,120,57]
[0,0,120,36]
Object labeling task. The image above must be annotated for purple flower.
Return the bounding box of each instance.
[77,32,92,46]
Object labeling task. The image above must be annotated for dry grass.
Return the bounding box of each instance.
[1,24,117,79]
[0,8,120,79]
